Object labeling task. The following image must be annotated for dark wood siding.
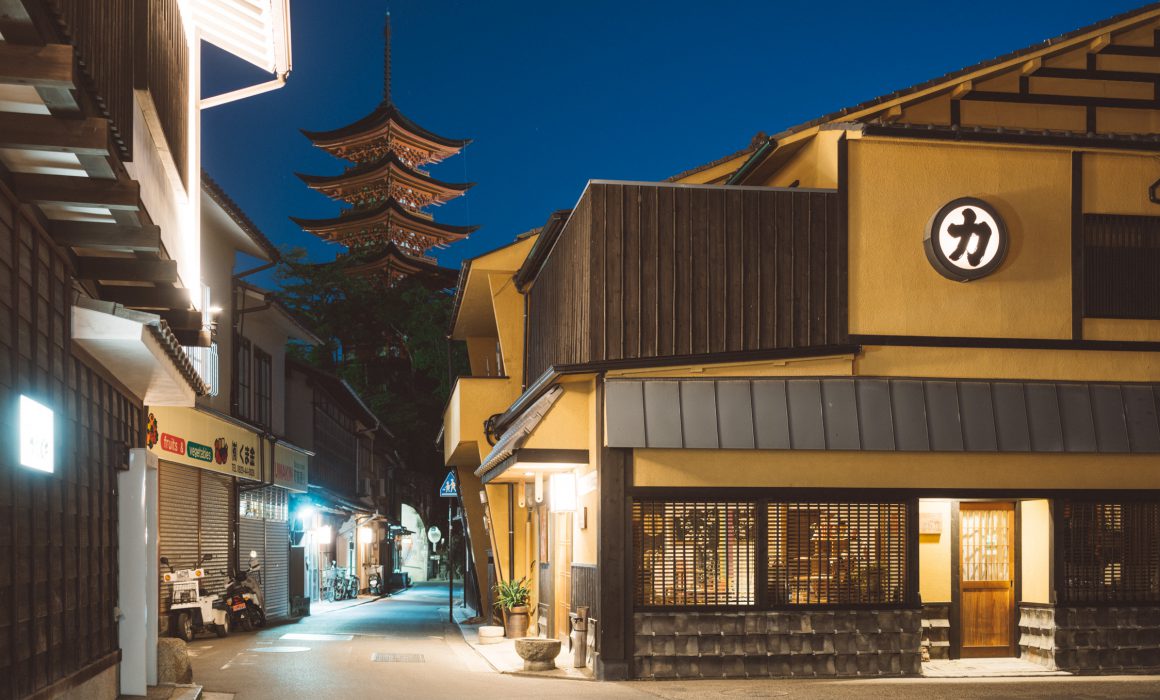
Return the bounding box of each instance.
[142,0,189,184]
[525,183,846,380]
[48,0,136,159]
[0,183,141,698]
[1083,214,1160,320]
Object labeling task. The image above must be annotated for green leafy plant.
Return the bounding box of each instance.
[494,576,532,611]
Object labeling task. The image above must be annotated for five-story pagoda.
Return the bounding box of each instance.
[293,15,472,287]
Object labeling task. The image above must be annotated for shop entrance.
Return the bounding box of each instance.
[958,502,1016,658]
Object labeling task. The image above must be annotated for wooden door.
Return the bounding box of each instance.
[553,512,573,641]
[959,502,1015,658]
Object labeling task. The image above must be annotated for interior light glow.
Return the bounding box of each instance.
[314,525,332,544]
[19,395,54,473]
[358,526,373,544]
[549,473,577,513]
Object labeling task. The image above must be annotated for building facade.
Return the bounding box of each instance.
[0,2,290,696]
[445,5,1160,681]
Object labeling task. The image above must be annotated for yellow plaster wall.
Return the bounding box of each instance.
[524,380,592,450]
[918,499,952,604]
[1021,499,1052,605]
[633,449,1160,491]
[484,482,535,585]
[759,130,843,190]
[671,154,751,185]
[573,379,600,565]
[607,354,855,379]
[855,345,1160,383]
[465,336,501,377]
[848,138,1073,340]
[488,272,525,386]
[1083,319,1160,343]
[1083,152,1160,216]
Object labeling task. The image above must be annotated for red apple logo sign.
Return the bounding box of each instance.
[214,437,229,465]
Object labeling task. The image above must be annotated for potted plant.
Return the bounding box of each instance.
[494,576,532,639]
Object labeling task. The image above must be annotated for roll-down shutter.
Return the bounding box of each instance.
[238,517,265,607]
[159,462,200,615]
[264,519,290,619]
[158,462,234,616]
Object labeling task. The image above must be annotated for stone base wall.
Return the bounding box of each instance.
[1019,604,1160,672]
[921,603,951,660]
[633,609,922,679]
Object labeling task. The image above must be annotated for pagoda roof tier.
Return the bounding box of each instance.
[301,102,471,166]
[345,242,458,288]
[291,198,478,252]
[296,152,474,209]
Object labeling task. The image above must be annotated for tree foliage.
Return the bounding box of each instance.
[276,247,468,473]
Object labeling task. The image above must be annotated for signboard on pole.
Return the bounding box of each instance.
[439,470,459,498]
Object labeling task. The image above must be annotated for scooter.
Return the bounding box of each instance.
[161,554,231,641]
[224,552,266,631]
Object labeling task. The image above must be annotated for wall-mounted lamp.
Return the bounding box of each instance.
[549,473,577,513]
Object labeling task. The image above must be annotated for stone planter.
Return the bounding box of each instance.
[478,625,505,645]
[503,605,530,639]
[515,637,562,671]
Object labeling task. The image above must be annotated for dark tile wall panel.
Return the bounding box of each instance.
[525,183,845,381]
[607,377,1160,455]
[0,187,141,698]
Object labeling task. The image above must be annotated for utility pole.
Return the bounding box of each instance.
[448,500,454,623]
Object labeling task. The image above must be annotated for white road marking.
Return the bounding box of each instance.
[281,632,354,641]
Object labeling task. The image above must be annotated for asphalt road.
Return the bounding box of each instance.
[189,582,1160,700]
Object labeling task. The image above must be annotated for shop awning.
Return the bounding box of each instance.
[606,377,1160,454]
[474,385,563,482]
[72,299,207,406]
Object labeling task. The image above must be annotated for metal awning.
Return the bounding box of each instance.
[72,298,206,406]
[606,377,1160,454]
[195,0,292,76]
[474,385,563,482]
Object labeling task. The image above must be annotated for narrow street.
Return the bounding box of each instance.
[187,582,1160,700]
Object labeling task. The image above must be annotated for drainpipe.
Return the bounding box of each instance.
[508,483,515,581]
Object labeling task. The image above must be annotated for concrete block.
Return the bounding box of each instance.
[478,625,506,645]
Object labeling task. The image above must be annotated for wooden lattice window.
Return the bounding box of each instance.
[768,502,908,606]
[1059,501,1160,604]
[632,500,757,607]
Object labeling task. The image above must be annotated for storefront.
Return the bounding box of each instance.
[237,441,309,620]
[148,405,262,625]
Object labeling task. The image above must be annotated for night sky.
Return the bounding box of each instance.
[201,0,1144,286]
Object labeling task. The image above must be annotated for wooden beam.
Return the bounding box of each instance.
[49,221,160,252]
[0,113,108,155]
[172,328,211,348]
[158,309,205,331]
[0,0,43,45]
[74,257,178,283]
[98,285,191,310]
[962,90,1159,111]
[951,81,973,99]
[11,173,139,210]
[1100,44,1160,58]
[1034,67,1160,83]
[1021,58,1042,76]
[0,43,73,88]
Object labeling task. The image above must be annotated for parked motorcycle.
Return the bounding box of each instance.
[224,554,266,631]
[161,554,231,641]
[367,569,383,596]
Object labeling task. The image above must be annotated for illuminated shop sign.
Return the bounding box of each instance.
[273,443,310,493]
[19,395,53,473]
[924,197,1008,282]
[146,406,260,480]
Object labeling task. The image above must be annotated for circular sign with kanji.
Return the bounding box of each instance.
[924,197,1008,282]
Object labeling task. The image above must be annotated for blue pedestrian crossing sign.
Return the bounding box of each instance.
[439,470,459,498]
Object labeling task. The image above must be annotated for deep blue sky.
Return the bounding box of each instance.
[202,0,1145,282]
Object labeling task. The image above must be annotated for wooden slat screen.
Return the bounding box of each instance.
[0,187,141,697]
[1059,500,1160,604]
[768,502,908,606]
[1083,214,1160,320]
[571,563,598,620]
[144,0,189,184]
[632,500,757,607]
[48,0,135,158]
[526,183,845,381]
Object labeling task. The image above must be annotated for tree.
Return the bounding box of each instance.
[276,247,468,479]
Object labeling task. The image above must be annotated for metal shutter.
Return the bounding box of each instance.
[238,517,265,608]
[198,470,233,598]
[158,462,201,615]
[263,519,290,619]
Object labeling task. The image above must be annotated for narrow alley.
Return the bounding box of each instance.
[182,583,1160,700]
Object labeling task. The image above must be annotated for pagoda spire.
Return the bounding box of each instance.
[383,12,392,103]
